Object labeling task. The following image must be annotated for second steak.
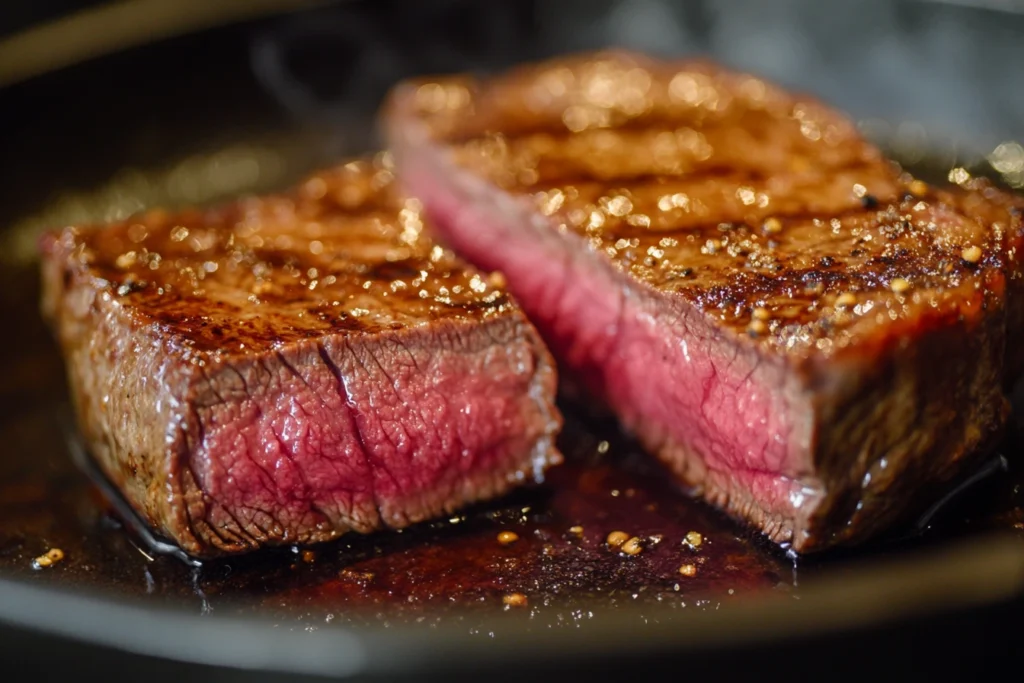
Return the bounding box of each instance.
[385,50,1024,552]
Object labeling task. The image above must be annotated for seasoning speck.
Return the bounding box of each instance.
[679,564,698,577]
[949,167,972,185]
[301,550,316,563]
[503,593,528,608]
[684,530,704,548]
[338,569,375,583]
[961,245,983,264]
[568,525,584,535]
[620,537,643,556]
[748,319,768,336]
[497,531,519,546]
[752,307,771,321]
[34,548,65,568]
[606,530,630,548]
[762,217,783,235]
[889,277,911,294]
[835,292,857,308]
[115,251,137,269]
[702,238,723,255]
[488,271,507,289]
[909,179,929,197]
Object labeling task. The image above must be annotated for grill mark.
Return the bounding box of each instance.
[526,158,891,195]
[436,108,846,146]
[522,167,768,191]
[361,259,427,282]
[473,157,875,192]
[557,203,905,243]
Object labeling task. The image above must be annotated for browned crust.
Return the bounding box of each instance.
[40,165,563,558]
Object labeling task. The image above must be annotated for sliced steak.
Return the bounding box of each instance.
[384,50,1024,552]
[40,158,562,557]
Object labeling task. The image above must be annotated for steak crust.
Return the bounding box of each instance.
[41,158,562,557]
[384,50,1024,551]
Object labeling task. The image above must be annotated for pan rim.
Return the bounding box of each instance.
[1,532,1022,677]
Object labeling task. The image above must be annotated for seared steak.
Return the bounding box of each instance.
[40,159,562,557]
[384,51,1024,552]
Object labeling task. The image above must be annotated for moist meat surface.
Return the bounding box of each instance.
[384,50,1024,551]
[40,158,562,557]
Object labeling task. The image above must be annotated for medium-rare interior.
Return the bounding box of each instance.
[383,50,1024,552]
[39,158,562,557]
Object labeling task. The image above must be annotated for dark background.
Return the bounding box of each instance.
[0,0,105,38]
[5,0,1024,146]
[3,0,1024,270]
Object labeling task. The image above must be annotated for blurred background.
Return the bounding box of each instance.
[1,0,1023,264]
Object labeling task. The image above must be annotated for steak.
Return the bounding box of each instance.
[384,50,1024,552]
[40,158,562,557]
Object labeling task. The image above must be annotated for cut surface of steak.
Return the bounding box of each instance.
[40,159,562,557]
[384,50,1024,552]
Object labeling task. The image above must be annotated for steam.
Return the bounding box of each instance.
[248,0,1024,174]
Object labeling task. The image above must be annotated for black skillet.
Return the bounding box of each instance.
[1,1,1024,681]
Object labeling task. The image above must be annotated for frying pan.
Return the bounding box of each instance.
[2,1,1024,680]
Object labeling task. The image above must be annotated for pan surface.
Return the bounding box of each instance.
[1,1,1023,680]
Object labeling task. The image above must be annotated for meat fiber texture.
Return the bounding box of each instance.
[40,159,562,557]
[383,50,1024,552]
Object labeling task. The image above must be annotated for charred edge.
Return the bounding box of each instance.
[59,411,202,567]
